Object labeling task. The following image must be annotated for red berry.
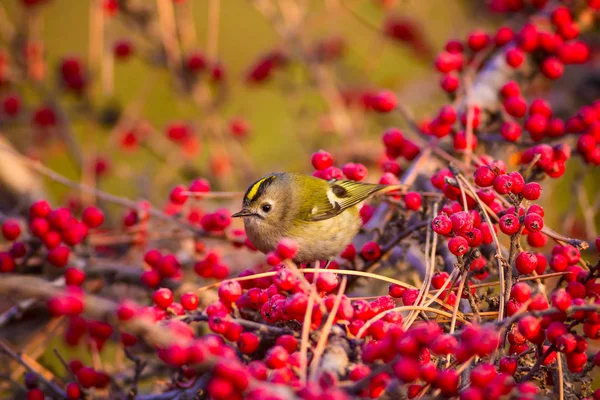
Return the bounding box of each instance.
[152,288,174,310]
[523,212,543,232]
[30,200,51,218]
[505,48,525,68]
[500,121,521,142]
[165,122,192,141]
[275,335,298,353]
[435,370,459,397]
[169,185,188,205]
[342,163,368,181]
[517,24,539,52]
[495,26,514,46]
[238,332,260,354]
[500,81,520,99]
[448,236,469,256]
[393,357,420,382]
[541,57,564,80]
[2,219,21,241]
[518,315,541,340]
[511,282,531,302]
[499,214,520,235]
[218,280,242,304]
[445,40,464,54]
[82,207,104,229]
[113,39,133,59]
[2,94,21,116]
[493,174,513,195]
[525,114,548,140]
[467,30,490,52]
[140,270,160,288]
[189,178,211,194]
[117,301,137,321]
[441,73,459,93]
[341,244,356,261]
[65,268,85,286]
[311,150,333,170]
[551,289,572,311]
[474,166,496,187]
[470,363,497,388]
[47,208,71,231]
[431,334,458,355]
[504,96,527,118]
[435,52,462,73]
[371,90,397,112]
[185,51,206,72]
[382,128,405,151]
[550,254,568,272]
[432,214,452,235]
[438,105,457,124]
[388,283,406,298]
[9,242,26,259]
[516,251,537,274]
[180,292,199,311]
[361,241,381,261]
[275,238,298,260]
[522,182,542,200]
[264,345,289,369]
[508,172,525,194]
[27,389,45,400]
[316,272,339,293]
[0,252,15,273]
[450,211,474,234]
[432,272,450,290]
[47,245,70,267]
[76,367,98,388]
[499,356,518,375]
[403,192,422,211]
[65,382,81,399]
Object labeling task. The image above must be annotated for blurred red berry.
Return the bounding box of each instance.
[113,39,134,59]
[82,207,104,229]
[311,150,333,170]
[371,90,397,112]
[361,241,381,260]
[152,288,174,310]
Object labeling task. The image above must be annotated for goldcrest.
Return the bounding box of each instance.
[232,172,402,263]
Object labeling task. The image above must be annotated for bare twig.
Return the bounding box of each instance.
[0,340,66,398]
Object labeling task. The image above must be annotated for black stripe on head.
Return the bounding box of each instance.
[243,175,276,207]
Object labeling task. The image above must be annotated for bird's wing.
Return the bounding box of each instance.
[305,180,393,222]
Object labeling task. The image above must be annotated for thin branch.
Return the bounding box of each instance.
[309,276,347,381]
[0,340,66,398]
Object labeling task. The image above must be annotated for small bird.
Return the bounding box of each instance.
[232,172,403,263]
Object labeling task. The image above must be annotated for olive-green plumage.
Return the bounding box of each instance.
[232,172,402,263]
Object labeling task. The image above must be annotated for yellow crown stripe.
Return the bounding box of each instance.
[246,176,274,201]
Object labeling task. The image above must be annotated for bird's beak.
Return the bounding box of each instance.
[232,209,253,218]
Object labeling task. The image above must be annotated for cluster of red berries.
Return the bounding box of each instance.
[311,150,367,182]
[0,201,104,274]
[193,250,231,280]
[139,249,184,287]
[23,372,80,400]
[165,178,237,232]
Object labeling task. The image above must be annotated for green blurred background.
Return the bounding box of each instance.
[2,0,481,201]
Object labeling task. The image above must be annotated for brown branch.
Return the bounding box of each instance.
[0,340,66,398]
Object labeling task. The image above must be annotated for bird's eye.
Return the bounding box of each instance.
[261,203,272,213]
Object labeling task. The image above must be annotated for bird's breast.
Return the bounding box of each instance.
[286,207,362,263]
